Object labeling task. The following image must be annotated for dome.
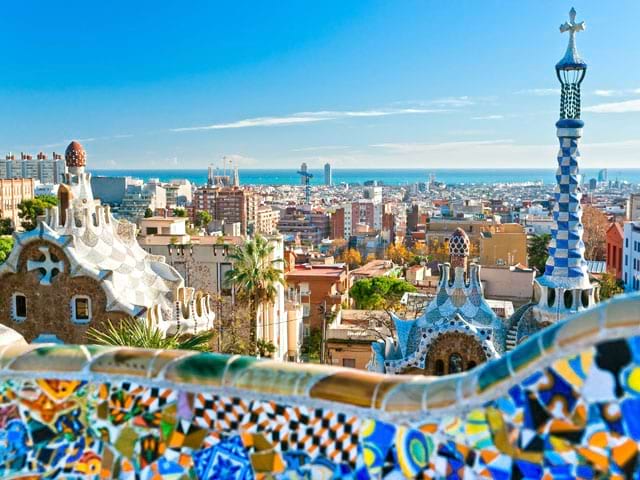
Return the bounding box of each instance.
[65,141,86,168]
[449,228,470,257]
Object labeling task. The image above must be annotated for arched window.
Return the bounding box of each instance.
[581,289,590,308]
[435,360,445,376]
[448,353,463,374]
[547,288,556,308]
[467,361,477,370]
[564,290,573,309]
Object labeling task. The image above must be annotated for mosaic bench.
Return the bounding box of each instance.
[0,293,638,478]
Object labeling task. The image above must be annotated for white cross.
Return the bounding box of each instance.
[27,246,64,286]
[560,8,585,37]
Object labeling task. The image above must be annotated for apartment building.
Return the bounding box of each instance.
[0,178,35,228]
[623,222,640,291]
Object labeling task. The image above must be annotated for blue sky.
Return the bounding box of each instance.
[1,1,639,169]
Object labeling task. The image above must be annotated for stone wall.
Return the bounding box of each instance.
[0,294,637,477]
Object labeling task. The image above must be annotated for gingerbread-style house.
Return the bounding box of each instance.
[0,141,214,343]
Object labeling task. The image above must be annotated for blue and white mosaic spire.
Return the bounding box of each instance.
[543,8,590,289]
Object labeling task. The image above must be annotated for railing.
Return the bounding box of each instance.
[0,293,638,477]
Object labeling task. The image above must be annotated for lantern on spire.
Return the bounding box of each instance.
[556,8,587,120]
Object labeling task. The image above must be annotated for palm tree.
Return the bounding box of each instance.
[87,317,213,351]
[225,235,284,347]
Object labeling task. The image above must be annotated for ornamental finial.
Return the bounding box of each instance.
[557,7,586,70]
[560,8,585,37]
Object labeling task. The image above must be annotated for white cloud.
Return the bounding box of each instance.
[430,96,474,107]
[471,114,503,120]
[173,115,326,131]
[593,89,618,97]
[370,139,514,153]
[171,108,446,132]
[584,99,640,113]
[291,145,351,152]
[515,88,559,96]
[592,88,640,97]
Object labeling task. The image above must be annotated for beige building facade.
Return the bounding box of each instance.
[479,223,528,267]
[0,178,35,228]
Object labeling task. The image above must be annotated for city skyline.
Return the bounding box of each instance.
[2,1,640,169]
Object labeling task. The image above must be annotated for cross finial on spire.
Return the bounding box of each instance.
[560,7,585,36]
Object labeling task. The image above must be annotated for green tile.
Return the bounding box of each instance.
[509,336,542,373]
[477,355,510,393]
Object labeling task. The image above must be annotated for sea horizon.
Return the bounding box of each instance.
[89,167,639,187]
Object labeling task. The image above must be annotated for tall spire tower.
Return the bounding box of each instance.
[534,8,598,322]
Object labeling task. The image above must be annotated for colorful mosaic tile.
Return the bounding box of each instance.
[0,296,636,477]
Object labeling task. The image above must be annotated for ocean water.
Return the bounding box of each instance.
[89,168,640,187]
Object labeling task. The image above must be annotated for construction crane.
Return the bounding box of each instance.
[297,163,313,205]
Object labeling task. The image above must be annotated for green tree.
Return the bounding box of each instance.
[256,339,277,358]
[599,272,624,300]
[87,317,213,351]
[528,233,551,274]
[18,195,58,231]
[173,208,187,217]
[349,276,417,310]
[0,218,14,235]
[144,208,153,218]
[195,210,213,228]
[225,234,284,346]
[0,236,14,264]
[301,328,323,362]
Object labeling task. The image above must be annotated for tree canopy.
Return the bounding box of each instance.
[341,248,362,268]
[528,233,551,274]
[350,276,416,310]
[0,236,13,264]
[582,205,609,261]
[599,272,624,301]
[0,218,13,235]
[18,195,58,231]
[195,210,213,228]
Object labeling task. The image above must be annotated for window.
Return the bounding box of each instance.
[467,361,477,370]
[146,227,158,235]
[547,288,556,308]
[342,358,356,368]
[448,353,463,374]
[581,290,590,308]
[71,296,91,324]
[435,360,445,376]
[12,293,27,321]
[564,290,573,309]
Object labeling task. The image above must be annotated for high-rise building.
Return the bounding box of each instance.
[324,162,332,186]
[255,206,280,235]
[0,152,65,184]
[598,168,608,182]
[277,207,330,245]
[192,186,258,235]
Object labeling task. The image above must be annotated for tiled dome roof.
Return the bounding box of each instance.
[65,141,86,168]
[449,228,470,257]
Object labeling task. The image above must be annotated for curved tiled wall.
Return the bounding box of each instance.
[0,293,638,478]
